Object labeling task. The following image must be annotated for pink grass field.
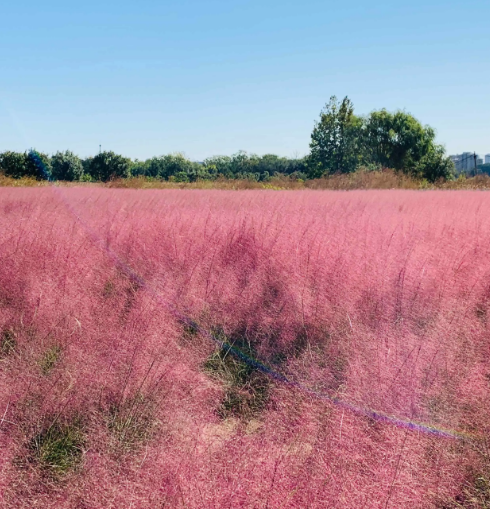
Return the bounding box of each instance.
[1,188,490,508]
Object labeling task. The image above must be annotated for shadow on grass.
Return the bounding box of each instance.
[204,328,271,420]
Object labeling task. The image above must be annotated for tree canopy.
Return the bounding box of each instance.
[51,151,83,181]
[308,96,454,182]
[309,96,362,177]
[88,151,132,182]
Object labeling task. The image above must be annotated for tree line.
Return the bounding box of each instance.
[0,150,308,183]
[0,96,455,183]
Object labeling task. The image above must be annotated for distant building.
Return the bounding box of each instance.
[486,154,490,164]
[450,152,476,173]
[477,158,483,166]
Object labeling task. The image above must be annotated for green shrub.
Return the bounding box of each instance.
[28,420,85,477]
[79,173,94,182]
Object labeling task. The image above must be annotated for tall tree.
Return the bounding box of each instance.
[362,109,454,181]
[308,96,361,177]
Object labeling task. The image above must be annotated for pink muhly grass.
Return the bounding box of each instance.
[0,188,489,507]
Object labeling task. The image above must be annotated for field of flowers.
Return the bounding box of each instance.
[1,188,489,508]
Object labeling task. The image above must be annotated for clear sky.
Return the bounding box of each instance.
[1,0,489,160]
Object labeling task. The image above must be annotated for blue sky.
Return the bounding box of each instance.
[1,0,489,160]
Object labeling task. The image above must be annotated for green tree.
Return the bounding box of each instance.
[143,157,166,178]
[130,159,148,177]
[0,151,27,178]
[51,151,83,181]
[26,151,52,180]
[363,110,429,170]
[199,163,219,180]
[308,96,362,177]
[363,109,453,181]
[144,154,194,180]
[414,144,455,182]
[172,171,190,182]
[256,154,290,179]
[479,163,490,176]
[230,151,260,176]
[203,156,233,178]
[81,157,93,177]
[89,151,131,182]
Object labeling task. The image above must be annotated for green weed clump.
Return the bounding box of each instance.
[204,330,271,419]
[465,475,490,508]
[440,473,490,508]
[467,475,490,508]
[103,279,116,297]
[28,420,85,477]
[107,393,159,453]
[38,345,62,375]
[1,328,16,357]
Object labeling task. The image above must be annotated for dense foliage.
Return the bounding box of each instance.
[89,151,132,182]
[0,150,52,180]
[308,96,455,182]
[51,151,84,181]
[478,163,490,175]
